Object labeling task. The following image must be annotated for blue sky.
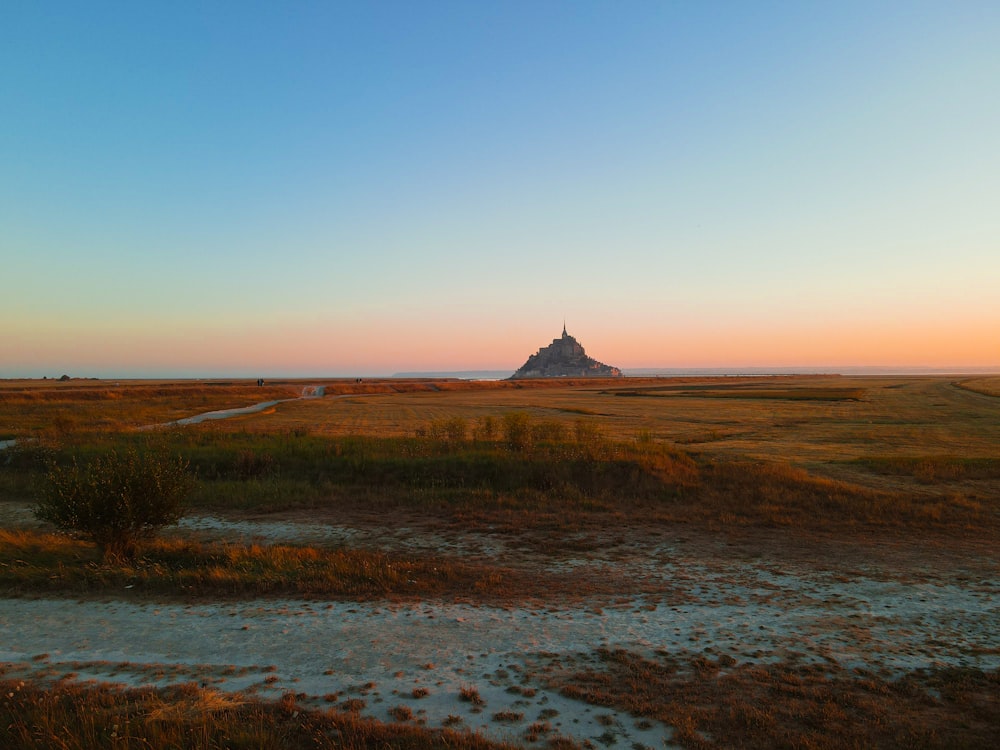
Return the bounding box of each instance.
[2,1,999,376]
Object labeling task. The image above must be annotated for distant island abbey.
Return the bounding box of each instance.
[510,325,622,379]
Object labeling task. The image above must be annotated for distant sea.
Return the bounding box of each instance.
[624,366,1000,376]
[393,366,1000,380]
[393,370,514,380]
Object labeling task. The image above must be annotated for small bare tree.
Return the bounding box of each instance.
[35,446,193,561]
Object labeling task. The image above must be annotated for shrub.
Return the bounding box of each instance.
[473,416,497,442]
[425,417,468,443]
[574,419,603,446]
[233,449,275,479]
[531,421,566,443]
[442,417,467,443]
[501,412,533,451]
[3,438,58,471]
[34,446,193,561]
[459,685,485,705]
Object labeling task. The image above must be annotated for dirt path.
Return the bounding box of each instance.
[153,385,327,427]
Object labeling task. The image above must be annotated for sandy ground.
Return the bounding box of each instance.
[2,508,998,748]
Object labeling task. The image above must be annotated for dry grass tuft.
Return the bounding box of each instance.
[388,704,414,722]
[145,683,245,722]
[491,709,523,722]
[0,530,541,602]
[459,685,485,706]
[543,649,1000,749]
[0,678,523,749]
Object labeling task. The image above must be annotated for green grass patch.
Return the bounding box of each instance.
[0,471,40,503]
[187,477,334,512]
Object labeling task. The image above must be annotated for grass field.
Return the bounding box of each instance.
[193,375,1000,465]
[1,374,998,748]
[2,374,999,538]
[0,379,301,437]
[956,376,1000,398]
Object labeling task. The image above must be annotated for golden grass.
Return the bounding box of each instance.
[6,374,998,464]
[0,529,620,602]
[0,380,300,436]
[609,384,867,401]
[956,376,1000,398]
[145,687,246,722]
[200,376,993,452]
[541,648,1000,749]
[208,375,1000,498]
[0,678,523,750]
[0,376,624,439]
[4,375,998,536]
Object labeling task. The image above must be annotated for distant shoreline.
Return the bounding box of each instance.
[393,366,1000,380]
[623,366,1000,377]
[3,366,998,382]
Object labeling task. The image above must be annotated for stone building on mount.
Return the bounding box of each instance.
[510,325,623,379]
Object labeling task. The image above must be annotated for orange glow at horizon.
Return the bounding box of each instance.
[7,311,999,377]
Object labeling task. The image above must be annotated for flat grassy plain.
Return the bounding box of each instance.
[4,374,999,536]
[0,379,302,437]
[1,374,998,748]
[108,373,998,515]
[264,374,1000,485]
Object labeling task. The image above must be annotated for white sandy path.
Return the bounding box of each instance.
[2,564,998,747]
[1,598,674,746]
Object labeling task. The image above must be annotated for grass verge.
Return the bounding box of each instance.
[0,530,528,601]
[609,386,867,401]
[846,456,1000,483]
[5,422,995,541]
[0,678,524,750]
[954,378,1000,398]
[540,648,999,749]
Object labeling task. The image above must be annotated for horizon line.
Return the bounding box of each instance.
[4,364,1000,381]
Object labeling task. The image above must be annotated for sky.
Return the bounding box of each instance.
[2,1,999,378]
